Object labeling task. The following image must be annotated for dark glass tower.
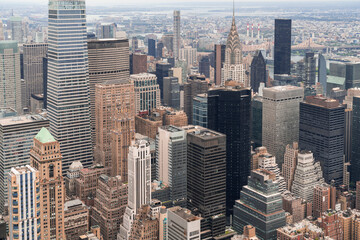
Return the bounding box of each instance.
[207,87,251,216]
[318,53,327,95]
[351,97,360,184]
[299,96,345,185]
[274,19,291,75]
[250,50,266,93]
[148,38,156,57]
[304,52,316,86]
[214,44,226,86]
[163,76,180,109]
[199,56,210,78]
[155,62,171,99]
[186,126,226,238]
[233,169,286,240]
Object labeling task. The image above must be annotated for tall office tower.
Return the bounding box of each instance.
[208,87,251,216]
[186,126,226,238]
[163,77,180,109]
[299,95,345,185]
[214,44,226,86]
[64,199,89,240]
[318,53,327,95]
[23,43,48,109]
[47,0,93,173]
[250,50,266,93]
[30,128,65,240]
[0,41,22,113]
[282,142,299,191]
[250,146,267,170]
[221,12,247,86]
[291,151,324,202]
[258,153,286,193]
[162,34,174,53]
[251,95,263,148]
[9,16,23,43]
[356,181,360,210]
[312,184,330,218]
[0,20,4,40]
[168,206,201,240]
[345,63,360,89]
[156,62,171,99]
[131,73,160,114]
[179,46,197,66]
[99,23,116,38]
[274,19,291,75]
[199,56,210,78]
[304,52,316,86]
[262,86,304,166]
[173,10,180,60]
[156,42,164,59]
[131,37,138,52]
[8,166,40,240]
[128,205,160,240]
[88,39,130,144]
[91,175,128,240]
[0,115,48,214]
[184,75,209,124]
[156,126,187,205]
[94,81,135,178]
[233,169,286,240]
[351,97,360,183]
[130,53,147,74]
[193,93,208,127]
[119,140,152,239]
[148,38,156,57]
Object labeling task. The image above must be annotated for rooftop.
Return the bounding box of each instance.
[64,199,86,211]
[35,127,56,143]
[304,95,343,109]
[0,114,47,126]
[168,206,202,222]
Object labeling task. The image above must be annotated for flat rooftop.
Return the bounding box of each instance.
[169,206,201,222]
[0,115,47,126]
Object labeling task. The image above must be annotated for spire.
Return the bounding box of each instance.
[233,0,235,19]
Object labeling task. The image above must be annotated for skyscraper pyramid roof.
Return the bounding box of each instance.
[35,127,56,143]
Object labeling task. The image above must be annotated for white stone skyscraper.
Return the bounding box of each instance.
[47,0,93,173]
[118,140,151,239]
[173,10,180,60]
[291,151,324,202]
[221,7,247,86]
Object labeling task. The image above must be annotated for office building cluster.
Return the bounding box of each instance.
[1,1,360,240]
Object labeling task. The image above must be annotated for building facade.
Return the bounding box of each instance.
[274,19,291,75]
[207,87,251,216]
[262,86,304,166]
[282,142,299,191]
[131,73,160,114]
[250,50,266,93]
[64,199,89,240]
[163,77,180,109]
[193,93,208,127]
[173,11,180,60]
[168,206,201,240]
[47,0,93,172]
[30,128,65,240]
[351,97,360,183]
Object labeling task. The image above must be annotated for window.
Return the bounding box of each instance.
[49,164,54,178]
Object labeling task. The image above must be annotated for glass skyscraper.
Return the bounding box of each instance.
[47,0,93,173]
[274,19,291,75]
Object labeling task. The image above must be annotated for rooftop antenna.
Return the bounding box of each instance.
[233,0,235,18]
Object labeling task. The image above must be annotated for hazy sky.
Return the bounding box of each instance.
[3,0,358,6]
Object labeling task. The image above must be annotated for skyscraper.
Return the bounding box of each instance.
[183,75,209,124]
[262,86,304,166]
[304,52,316,86]
[119,140,152,239]
[299,95,345,185]
[0,114,49,214]
[163,76,180,109]
[208,87,251,216]
[250,50,266,93]
[251,95,263,148]
[8,166,40,240]
[131,73,160,114]
[156,126,187,205]
[94,81,135,179]
[30,128,65,240]
[313,184,331,218]
[23,43,48,109]
[148,38,156,57]
[9,16,23,43]
[0,41,22,113]
[155,62,171,99]
[99,23,116,38]
[47,0,93,173]
[221,12,247,86]
[291,151,324,202]
[173,10,180,60]
[88,39,130,144]
[282,142,299,191]
[167,206,202,240]
[186,126,226,238]
[258,152,286,193]
[214,44,226,86]
[199,56,210,78]
[274,19,291,75]
[130,53,147,74]
[345,63,360,89]
[233,169,286,240]
[318,53,327,95]
[193,93,208,127]
[351,97,360,183]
